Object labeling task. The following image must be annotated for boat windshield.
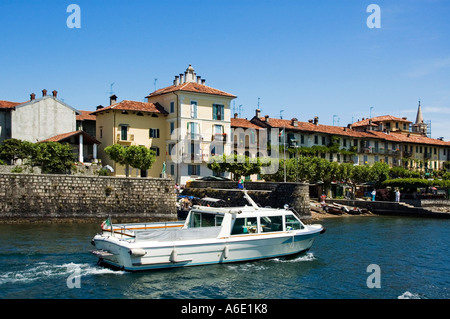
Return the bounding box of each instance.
[230,213,304,235]
[285,214,304,230]
[190,211,224,228]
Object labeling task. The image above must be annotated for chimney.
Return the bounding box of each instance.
[255,109,261,118]
[96,105,104,110]
[234,113,238,119]
[197,76,201,84]
[291,118,298,127]
[42,89,47,97]
[180,74,184,83]
[173,76,180,86]
[313,116,319,125]
[201,79,206,85]
[52,90,57,98]
[264,115,269,123]
[110,94,117,105]
[308,119,313,123]
[30,93,36,101]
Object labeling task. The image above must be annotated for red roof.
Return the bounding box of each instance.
[146,81,236,98]
[249,116,450,146]
[76,110,96,121]
[253,117,368,138]
[39,130,100,144]
[352,115,411,127]
[0,100,25,109]
[91,100,168,115]
[231,118,262,130]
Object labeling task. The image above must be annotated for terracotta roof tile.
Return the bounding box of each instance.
[76,110,96,121]
[39,130,100,144]
[0,100,26,109]
[352,115,411,127]
[389,132,450,146]
[145,82,236,98]
[91,100,168,115]
[250,117,450,146]
[253,117,368,138]
[231,118,262,130]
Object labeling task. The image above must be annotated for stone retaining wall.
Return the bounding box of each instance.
[0,173,176,223]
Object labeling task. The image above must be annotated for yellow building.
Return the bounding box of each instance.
[145,65,236,184]
[92,97,168,177]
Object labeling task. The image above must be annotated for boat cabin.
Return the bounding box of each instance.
[183,206,305,238]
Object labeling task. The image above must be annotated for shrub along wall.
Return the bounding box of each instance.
[0,173,176,223]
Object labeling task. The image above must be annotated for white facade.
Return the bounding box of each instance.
[11,95,78,142]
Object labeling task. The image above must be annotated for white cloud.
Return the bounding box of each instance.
[422,106,450,114]
[407,57,450,78]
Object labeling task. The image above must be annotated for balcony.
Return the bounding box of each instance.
[185,133,202,141]
[182,153,203,163]
[403,151,413,158]
[212,133,227,142]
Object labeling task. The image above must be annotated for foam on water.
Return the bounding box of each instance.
[0,262,126,285]
[398,291,421,299]
[272,252,316,263]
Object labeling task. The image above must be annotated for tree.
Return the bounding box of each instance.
[208,154,264,181]
[369,162,390,188]
[124,145,156,174]
[105,144,156,177]
[33,142,75,173]
[0,139,35,165]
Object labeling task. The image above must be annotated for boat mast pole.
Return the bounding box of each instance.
[242,190,259,209]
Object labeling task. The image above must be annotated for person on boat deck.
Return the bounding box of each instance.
[371,189,376,201]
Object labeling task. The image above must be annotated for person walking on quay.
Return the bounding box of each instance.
[395,189,401,202]
[371,189,376,201]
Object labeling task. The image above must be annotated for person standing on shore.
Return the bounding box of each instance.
[395,189,401,202]
[371,189,376,201]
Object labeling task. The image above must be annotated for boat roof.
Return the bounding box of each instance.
[190,205,293,217]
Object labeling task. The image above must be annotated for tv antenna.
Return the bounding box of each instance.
[333,115,340,126]
[238,105,243,117]
[106,82,115,96]
[280,110,284,119]
[154,78,158,91]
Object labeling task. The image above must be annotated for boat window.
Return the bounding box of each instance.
[191,212,223,228]
[260,216,283,233]
[285,214,304,230]
[231,217,258,235]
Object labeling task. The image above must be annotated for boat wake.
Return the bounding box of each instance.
[272,253,316,263]
[0,262,126,285]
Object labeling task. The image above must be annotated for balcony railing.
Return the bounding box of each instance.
[212,133,227,142]
[403,151,413,158]
[185,133,202,141]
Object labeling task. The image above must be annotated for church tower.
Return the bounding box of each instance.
[412,100,428,136]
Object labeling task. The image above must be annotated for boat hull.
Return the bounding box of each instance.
[92,227,324,271]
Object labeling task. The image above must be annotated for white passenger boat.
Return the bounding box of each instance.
[90,191,326,271]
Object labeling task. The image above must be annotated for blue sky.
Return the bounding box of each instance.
[1,0,450,140]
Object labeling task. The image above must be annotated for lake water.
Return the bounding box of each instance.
[0,216,449,300]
